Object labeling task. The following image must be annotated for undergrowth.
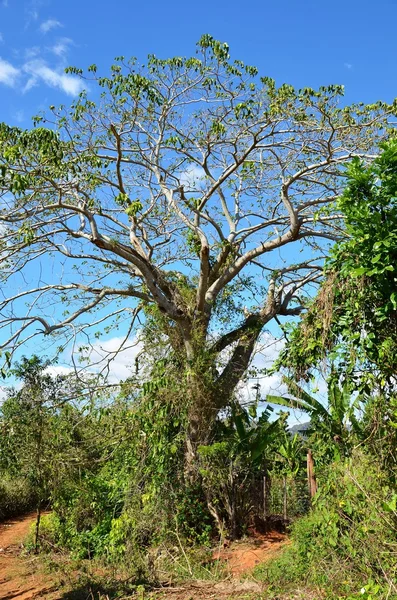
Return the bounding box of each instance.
[29,512,226,589]
[254,451,397,600]
[0,476,36,519]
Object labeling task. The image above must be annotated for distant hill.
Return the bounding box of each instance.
[289,421,311,438]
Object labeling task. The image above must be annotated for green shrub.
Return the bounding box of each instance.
[254,451,397,599]
[0,476,36,519]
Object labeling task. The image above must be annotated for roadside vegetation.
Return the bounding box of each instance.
[0,37,396,600]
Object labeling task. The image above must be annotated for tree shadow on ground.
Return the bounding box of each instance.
[58,583,125,600]
[57,576,150,600]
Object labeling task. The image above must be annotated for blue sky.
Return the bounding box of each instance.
[0,0,395,411]
[1,0,397,127]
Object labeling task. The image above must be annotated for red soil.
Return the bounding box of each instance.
[0,512,55,599]
[213,530,290,576]
[0,513,290,599]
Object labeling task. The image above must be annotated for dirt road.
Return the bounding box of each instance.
[0,512,55,600]
[0,513,290,599]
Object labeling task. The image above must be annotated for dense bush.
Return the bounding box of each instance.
[0,477,37,519]
[255,451,397,598]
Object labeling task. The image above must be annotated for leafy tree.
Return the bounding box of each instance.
[0,36,395,468]
[0,356,87,550]
[276,139,397,393]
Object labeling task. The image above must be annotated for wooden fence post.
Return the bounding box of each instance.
[283,475,288,521]
[307,449,317,501]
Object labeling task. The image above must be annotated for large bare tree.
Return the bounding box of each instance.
[0,36,395,460]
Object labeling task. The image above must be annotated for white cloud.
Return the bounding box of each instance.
[23,75,38,92]
[85,336,144,383]
[45,365,74,377]
[39,18,62,34]
[51,37,73,58]
[180,165,206,189]
[344,62,353,70]
[42,335,144,387]
[0,57,19,87]
[24,0,41,29]
[23,59,85,96]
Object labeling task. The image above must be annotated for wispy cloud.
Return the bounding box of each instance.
[54,335,144,384]
[39,18,62,34]
[344,62,353,70]
[0,57,19,87]
[51,37,73,58]
[24,46,41,59]
[23,59,85,96]
[2,0,9,8]
[0,33,3,43]
[13,109,25,123]
[86,336,144,382]
[24,0,42,28]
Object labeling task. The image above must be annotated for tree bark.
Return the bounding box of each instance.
[184,372,217,480]
[34,500,42,554]
[182,310,273,478]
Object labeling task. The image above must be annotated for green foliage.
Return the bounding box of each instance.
[0,477,37,519]
[255,451,397,598]
[276,139,397,392]
[31,370,212,561]
[173,484,213,546]
[198,404,290,537]
[277,434,303,477]
[0,356,65,503]
[268,378,364,462]
[361,394,397,478]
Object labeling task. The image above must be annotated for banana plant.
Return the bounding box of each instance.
[231,402,287,463]
[276,432,304,520]
[230,402,287,524]
[278,433,303,478]
[267,377,364,454]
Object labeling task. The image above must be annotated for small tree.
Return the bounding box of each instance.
[198,403,285,538]
[0,356,80,550]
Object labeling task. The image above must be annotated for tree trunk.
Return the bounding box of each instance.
[34,500,41,554]
[184,366,228,481]
[182,316,267,480]
[185,398,215,481]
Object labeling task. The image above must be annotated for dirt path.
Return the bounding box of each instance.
[0,512,55,600]
[0,514,290,599]
[213,531,290,576]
